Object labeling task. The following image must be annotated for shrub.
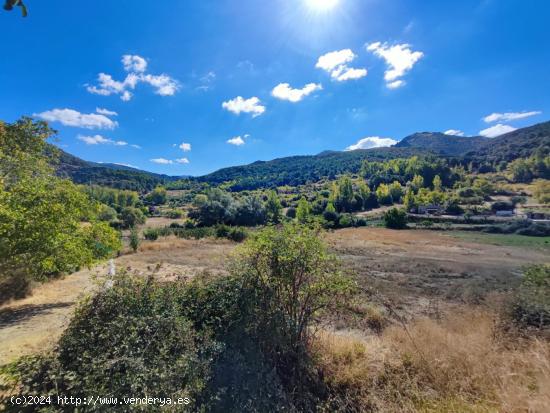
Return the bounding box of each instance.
[120,207,145,229]
[286,207,296,218]
[383,208,408,229]
[129,228,140,252]
[338,214,353,228]
[228,226,247,242]
[143,228,159,241]
[513,264,550,328]
[166,209,183,219]
[5,275,216,411]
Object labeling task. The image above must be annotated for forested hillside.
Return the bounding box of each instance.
[48,145,180,192]
[395,132,488,156]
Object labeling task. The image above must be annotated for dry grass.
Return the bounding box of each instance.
[315,309,550,412]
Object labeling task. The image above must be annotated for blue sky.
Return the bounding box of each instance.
[1,0,549,176]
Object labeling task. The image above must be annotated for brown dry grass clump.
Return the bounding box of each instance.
[315,310,550,412]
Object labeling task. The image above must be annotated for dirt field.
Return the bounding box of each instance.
[326,228,549,318]
[1,228,548,366]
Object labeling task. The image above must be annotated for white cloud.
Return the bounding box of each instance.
[87,55,179,101]
[479,124,517,138]
[222,96,265,117]
[444,129,465,137]
[77,134,127,146]
[387,80,405,89]
[150,158,174,164]
[175,157,190,164]
[316,49,367,82]
[95,107,118,116]
[113,163,137,168]
[345,136,397,151]
[130,144,142,149]
[227,136,245,146]
[271,82,322,102]
[366,42,424,88]
[483,111,541,123]
[316,49,356,71]
[331,66,368,82]
[35,108,118,129]
[179,142,191,152]
[140,74,179,96]
[122,55,148,73]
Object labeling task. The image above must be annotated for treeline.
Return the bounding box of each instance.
[0,118,121,303]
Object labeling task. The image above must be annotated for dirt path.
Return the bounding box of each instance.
[0,237,235,366]
[0,265,101,365]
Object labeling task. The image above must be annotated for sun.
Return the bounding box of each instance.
[306,0,340,11]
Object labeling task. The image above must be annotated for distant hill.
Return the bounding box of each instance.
[49,121,549,191]
[394,132,488,156]
[194,147,426,190]
[48,145,181,192]
[465,121,550,164]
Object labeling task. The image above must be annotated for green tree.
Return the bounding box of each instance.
[234,224,356,347]
[265,190,282,223]
[120,207,145,229]
[146,186,167,205]
[383,208,408,229]
[296,196,311,224]
[376,183,393,205]
[389,181,404,203]
[403,187,417,212]
[0,119,121,295]
[432,175,443,191]
[411,174,424,193]
[129,228,140,252]
[334,176,354,212]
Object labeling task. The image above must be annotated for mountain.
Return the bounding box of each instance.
[50,121,549,192]
[465,121,550,164]
[49,145,181,192]
[194,147,426,190]
[394,132,488,156]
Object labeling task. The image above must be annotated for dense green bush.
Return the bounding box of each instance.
[513,264,550,329]
[383,208,408,229]
[143,228,160,241]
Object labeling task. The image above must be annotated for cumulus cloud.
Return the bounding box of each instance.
[150,158,174,164]
[222,96,265,117]
[345,136,397,151]
[483,111,541,123]
[366,42,423,88]
[95,107,118,116]
[316,49,367,82]
[179,142,191,152]
[175,158,190,164]
[271,82,322,102]
[87,55,179,101]
[444,129,465,137]
[122,55,148,73]
[479,124,517,138]
[77,134,127,146]
[34,108,118,129]
[227,136,245,146]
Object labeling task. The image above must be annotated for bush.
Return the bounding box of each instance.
[143,228,159,241]
[166,209,183,219]
[129,228,140,252]
[338,214,353,228]
[513,264,550,328]
[4,275,216,412]
[120,207,145,229]
[228,227,247,242]
[383,208,408,229]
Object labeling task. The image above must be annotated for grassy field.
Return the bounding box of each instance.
[446,231,550,250]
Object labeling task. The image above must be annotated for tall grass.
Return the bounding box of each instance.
[315,310,550,412]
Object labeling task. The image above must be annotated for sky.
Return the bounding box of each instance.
[1,0,550,176]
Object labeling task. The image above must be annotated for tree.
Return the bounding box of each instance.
[403,187,417,212]
[323,201,339,223]
[296,196,311,224]
[129,228,140,252]
[383,208,407,229]
[411,174,424,193]
[334,176,354,212]
[389,181,404,203]
[376,184,393,205]
[432,175,443,192]
[146,186,167,205]
[265,190,282,223]
[0,118,121,295]
[3,0,27,17]
[234,224,356,348]
[120,207,145,229]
